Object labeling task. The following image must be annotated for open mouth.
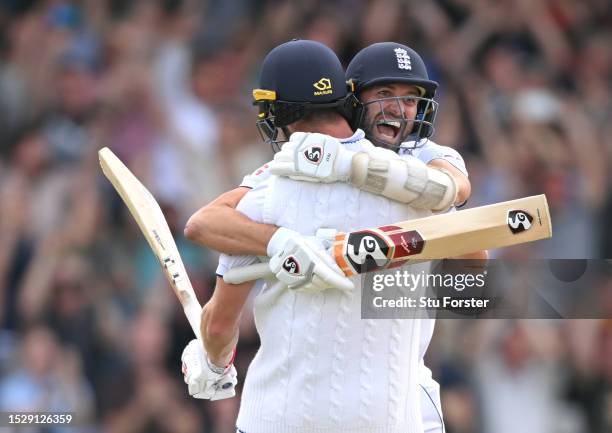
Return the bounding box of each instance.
[376,120,401,140]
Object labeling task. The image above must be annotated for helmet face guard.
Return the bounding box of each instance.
[355,94,438,151]
[346,42,440,150]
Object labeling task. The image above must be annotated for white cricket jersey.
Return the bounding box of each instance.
[220,130,433,433]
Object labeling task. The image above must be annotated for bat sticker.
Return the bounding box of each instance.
[345,231,391,273]
[507,210,533,234]
[388,230,424,258]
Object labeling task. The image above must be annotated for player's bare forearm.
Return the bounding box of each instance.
[184,187,277,256]
[201,277,254,366]
[427,159,471,205]
[201,306,239,367]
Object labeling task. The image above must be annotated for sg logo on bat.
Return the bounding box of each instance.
[507,210,533,234]
[343,229,425,275]
[345,231,391,273]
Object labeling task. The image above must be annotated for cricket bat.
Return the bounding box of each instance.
[99,147,202,339]
[224,194,552,283]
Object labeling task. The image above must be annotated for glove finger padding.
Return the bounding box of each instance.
[182,339,205,384]
[312,249,354,292]
[267,161,294,176]
[271,161,326,183]
[269,132,350,183]
[302,235,353,291]
[269,237,353,293]
[273,145,298,163]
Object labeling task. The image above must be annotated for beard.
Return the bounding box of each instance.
[362,112,415,150]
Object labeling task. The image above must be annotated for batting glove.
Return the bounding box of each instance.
[270,132,355,183]
[181,339,238,400]
[267,227,353,293]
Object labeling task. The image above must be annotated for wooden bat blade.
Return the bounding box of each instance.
[334,194,552,276]
[98,147,201,338]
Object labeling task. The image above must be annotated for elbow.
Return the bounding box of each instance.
[183,215,199,241]
[184,209,210,244]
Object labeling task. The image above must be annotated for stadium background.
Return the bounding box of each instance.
[0,0,610,432]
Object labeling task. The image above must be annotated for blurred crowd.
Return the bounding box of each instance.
[0,0,610,432]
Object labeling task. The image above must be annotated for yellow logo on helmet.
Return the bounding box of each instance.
[313,78,333,96]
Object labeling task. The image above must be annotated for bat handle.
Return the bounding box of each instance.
[182,301,203,340]
[223,262,272,284]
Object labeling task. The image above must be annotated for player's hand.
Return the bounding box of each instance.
[181,340,238,400]
[268,231,353,293]
[270,132,355,183]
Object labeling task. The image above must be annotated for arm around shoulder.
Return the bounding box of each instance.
[184,187,277,256]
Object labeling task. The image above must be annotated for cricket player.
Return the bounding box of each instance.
[180,39,468,433]
[184,42,482,432]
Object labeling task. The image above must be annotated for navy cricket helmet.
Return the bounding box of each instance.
[253,39,356,150]
[346,42,439,149]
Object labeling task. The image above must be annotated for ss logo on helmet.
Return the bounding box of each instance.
[282,256,300,274]
[304,146,322,164]
[507,210,533,234]
[345,231,390,273]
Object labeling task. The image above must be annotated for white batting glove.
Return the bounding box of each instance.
[270,132,355,183]
[267,227,353,293]
[181,340,238,401]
